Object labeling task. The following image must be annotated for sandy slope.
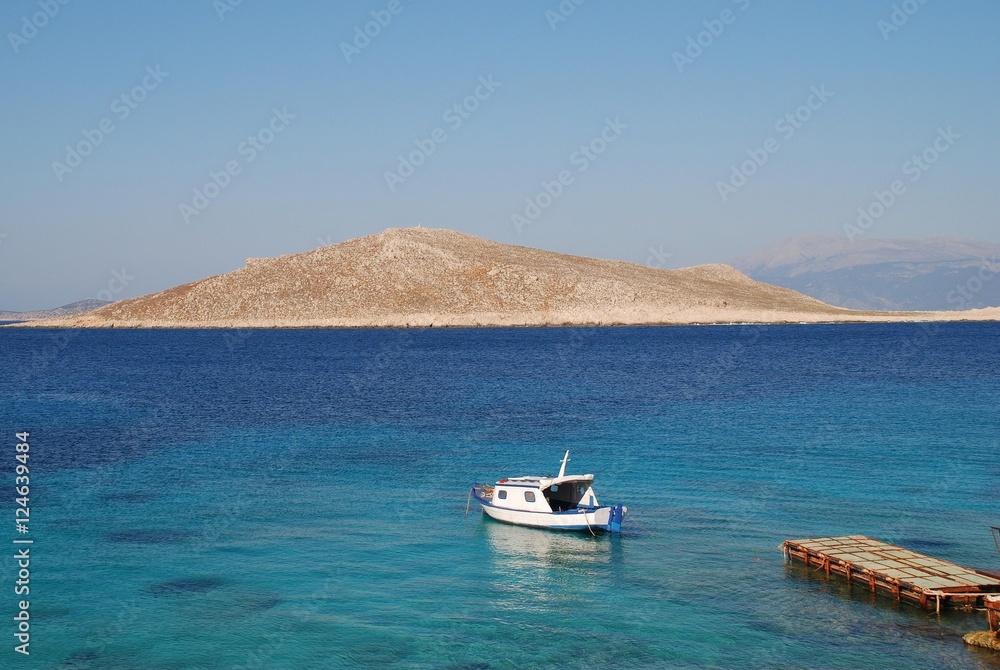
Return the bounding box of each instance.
[15,228,1000,328]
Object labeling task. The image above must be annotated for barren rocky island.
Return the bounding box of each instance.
[15,228,1000,328]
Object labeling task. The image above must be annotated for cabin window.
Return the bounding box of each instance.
[497,490,507,500]
[524,491,536,502]
[550,485,558,492]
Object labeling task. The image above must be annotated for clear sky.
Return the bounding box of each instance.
[1,0,998,310]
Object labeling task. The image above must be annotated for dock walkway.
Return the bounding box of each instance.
[783,535,1000,611]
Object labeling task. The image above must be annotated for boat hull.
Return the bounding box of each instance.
[472,486,625,533]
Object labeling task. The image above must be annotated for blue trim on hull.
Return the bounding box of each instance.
[480,513,609,533]
[608,503,624,533]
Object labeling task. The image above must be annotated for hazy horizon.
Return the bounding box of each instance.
[2,1,998,311]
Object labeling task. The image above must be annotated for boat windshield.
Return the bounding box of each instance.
[543,481,589,511]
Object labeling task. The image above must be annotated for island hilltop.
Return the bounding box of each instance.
[15,228,1000,328]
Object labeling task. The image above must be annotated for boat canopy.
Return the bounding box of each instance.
[543,474,594,489]
[498,474,594,490]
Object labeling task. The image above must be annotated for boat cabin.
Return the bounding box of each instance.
[492,474,599,514]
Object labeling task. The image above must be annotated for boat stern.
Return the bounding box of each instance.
[607,504,626,533]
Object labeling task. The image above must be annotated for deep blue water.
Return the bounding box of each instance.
[1,323,999,669]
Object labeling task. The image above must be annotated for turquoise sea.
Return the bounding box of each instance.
[1,324,999,669]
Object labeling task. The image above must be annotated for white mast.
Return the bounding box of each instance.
[557,450,570,478]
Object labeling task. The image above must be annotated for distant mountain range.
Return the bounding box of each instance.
[0,299,112,321]
[732,235,1000,311]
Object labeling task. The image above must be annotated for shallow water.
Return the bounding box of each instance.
[1,324,998,668]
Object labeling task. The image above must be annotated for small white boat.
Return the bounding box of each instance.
[470,450,626,533]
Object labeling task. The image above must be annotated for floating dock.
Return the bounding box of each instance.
[783,535,1000,612]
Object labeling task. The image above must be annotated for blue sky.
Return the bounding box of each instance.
[1,0,998,310]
